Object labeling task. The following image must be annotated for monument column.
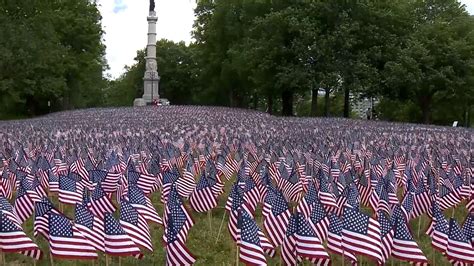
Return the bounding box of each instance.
[142,6,160,103]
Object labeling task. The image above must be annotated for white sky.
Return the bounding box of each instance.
[98,0,474,79]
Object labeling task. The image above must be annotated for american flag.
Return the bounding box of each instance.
[87,186,116,219]
[309,197,330,242]
[296,181,317,219]
[318,171,338,211]
[391,218,428,265]
[34,197,60,238]
[0,196,21,227]
[47,170,60,193]
[163,186,194,244]
[160,170,179,204]
[237,208,274,265]
[104,213,143,258]
[74,202,105,252]
[462,214,473,247]
[128,185,162,225]
[59,173,84,205]
[262,185,290,247]
[163,184,196,264]
[48,212,98,260]
[277,167,303,202]
[342,206,383,264]
[326,213,358,265]
[164,211,196,265]
[239,173,260,214]
[189,172,219,212]
[176,159,196,198]
[412,179,432,218]
[429,203,449,252]
[377,211,394,263]
[127,170,156,195]
[90,170,119,193]
[13,185,36,224]
[0,169,13,199]
[446,218,474,264]
[119,200,153,252]
[0,211,42,260]
[356,169,372,206]
[226,183,244,242]
[282,213,330,266]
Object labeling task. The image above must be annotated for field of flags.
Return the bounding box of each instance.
[0,106,473,265]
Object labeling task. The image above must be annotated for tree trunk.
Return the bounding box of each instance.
[343,86,350,118]
[252,95,258,110]
[420,95,432,124]
[281,90,294,116]
[311,88,318,117]
[267,94,273,115]
[324,88,331,117]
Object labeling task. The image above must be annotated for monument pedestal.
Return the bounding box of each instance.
[133,98,146,107]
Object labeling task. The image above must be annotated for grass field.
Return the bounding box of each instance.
[2,179,469,266]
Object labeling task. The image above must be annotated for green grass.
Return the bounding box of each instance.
[2,181,468,266]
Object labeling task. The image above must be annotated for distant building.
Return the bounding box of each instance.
[350,93,379,119]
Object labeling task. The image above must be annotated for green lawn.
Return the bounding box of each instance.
[2,181,468,266]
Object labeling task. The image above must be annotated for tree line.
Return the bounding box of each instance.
[1,1,473,126]
[0,0,106,118]
[107,0,474,126]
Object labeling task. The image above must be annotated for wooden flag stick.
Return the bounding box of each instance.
[50,251,55,266]
[417,216,422,238]
[208,210,212,231]
[105,254,109,266]
[1,250,5,266]
[215,211,227,244]
[119,256,122,266]
[236,246,239,266]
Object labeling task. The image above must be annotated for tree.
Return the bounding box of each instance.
[0,0,106,117]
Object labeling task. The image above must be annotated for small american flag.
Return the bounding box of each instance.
[48,212,98,260]
[104,213,143,258]
[59,173,84,205]
[327,213,357,265]
[0,211,42,260]
[165,212,196,265]
[446,218,474,264]
[377,211,394,263]
[13,185,36,224]
[0,196,21,227]
[189,172,219,213]
[119,200,153,252]
[309,197,330,242]
[262,185,290,247]
[164,190,197,265]
[342,207,383,264]
[87,186,116,219]
[429,203,449,252]
[34,197,60,238]
[176,159,196,198]
[462,214,473,247]
[237,208,273,265]
[391,218,428,265]
[226,183,244,242]
[127,170,156,195]
[282,213,330,265]
[163,186,194,244]
[128,185,162,225]
[74,202,105,252]
[296,180,317,219]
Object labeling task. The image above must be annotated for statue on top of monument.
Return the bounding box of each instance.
[149,0,155,12]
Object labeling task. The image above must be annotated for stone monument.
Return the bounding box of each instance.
[134,0,160,107]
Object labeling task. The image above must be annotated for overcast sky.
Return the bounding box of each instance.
[98,0,474,79]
